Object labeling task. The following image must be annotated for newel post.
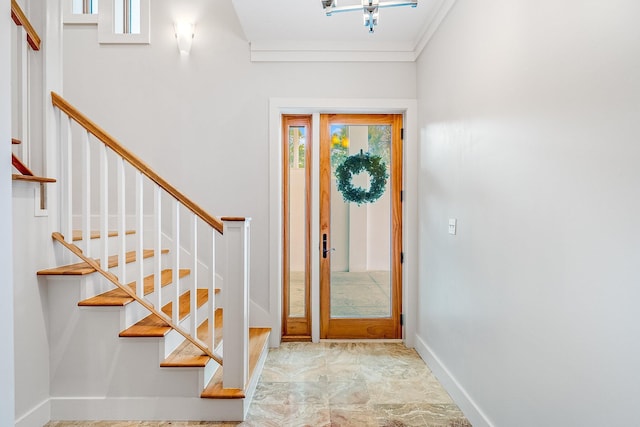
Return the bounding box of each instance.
[221,217,251,389]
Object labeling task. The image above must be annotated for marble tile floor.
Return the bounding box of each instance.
[46,342,471,427]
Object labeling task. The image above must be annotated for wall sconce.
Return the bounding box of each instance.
[174,22,194,55]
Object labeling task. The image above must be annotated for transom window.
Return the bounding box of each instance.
[72,0,98,14]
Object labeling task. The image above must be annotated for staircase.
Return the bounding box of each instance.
[38,229,270,421]
[11,1,270,422]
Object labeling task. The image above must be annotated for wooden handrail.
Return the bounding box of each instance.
[11,0,41,51]
[12,153,34,176]
[52,232,223,365]
[12,174,56,183]
[51,92,224,234]
[221,217,248,222]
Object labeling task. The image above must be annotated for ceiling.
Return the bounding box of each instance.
[231,0,456,62]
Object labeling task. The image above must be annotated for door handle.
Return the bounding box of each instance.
[322,233,335,258]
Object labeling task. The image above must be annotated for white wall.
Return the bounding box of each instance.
[416,1,640,426]
[13,183,55,427]
[62,0,416,315]
[1,1,16,426]
[12,1,63,425]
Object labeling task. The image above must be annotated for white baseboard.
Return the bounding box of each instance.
[15,398,50,427]
[414,334,494,427]
[50,396,245,422]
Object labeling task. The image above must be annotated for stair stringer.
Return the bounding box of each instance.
[47,278,206,397]
[45,276,248,421]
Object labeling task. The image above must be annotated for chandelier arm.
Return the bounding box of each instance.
[375,1,418,9]
[323,4,364,15]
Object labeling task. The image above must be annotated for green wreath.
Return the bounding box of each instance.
[335,152,388,205]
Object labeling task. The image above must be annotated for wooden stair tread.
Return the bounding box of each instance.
[78,269,190,307]
[37,249,168,276]
[11,138,21,144]
[72,229,136,241]
[12,174,56,183]
[161,309,223,367]
[200,328,271,399]
[119,288,209,338]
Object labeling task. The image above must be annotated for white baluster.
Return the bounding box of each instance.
[190,214,198,337]
[222,218,251,389]
[135,172,144,297]
[154,185,162,310]
[54,107,62,242]
[99,144,108,269]
[18,28,28,176]
[117,157,126,284]
[208,227,216,350]
[172,200,181,324]
[82,130,91,257]
[62,117,73,244]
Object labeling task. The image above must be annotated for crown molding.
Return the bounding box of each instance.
[412,0,456,60]
[250,46,416,62]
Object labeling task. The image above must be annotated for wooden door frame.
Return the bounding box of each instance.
[269,98,418,347]
[319,113,403,339]
[281,115,312,341]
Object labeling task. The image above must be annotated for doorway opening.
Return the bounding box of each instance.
[281,113,403,340]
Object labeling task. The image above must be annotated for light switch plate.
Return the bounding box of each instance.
[448,218,457,235]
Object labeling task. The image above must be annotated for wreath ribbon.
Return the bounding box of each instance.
[335,151,388,205]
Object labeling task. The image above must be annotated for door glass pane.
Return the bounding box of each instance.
[72,0,83,13]
[288,126,306,317]
[72,0,98,14]
[130,0,141,34]
[115,0,140,34]
[330,124,391,318]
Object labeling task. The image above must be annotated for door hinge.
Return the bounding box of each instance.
[401,252,404,264]
[400,128,404,140]
[400,313,404,326]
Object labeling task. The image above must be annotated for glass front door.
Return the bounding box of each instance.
[320,114,403,339]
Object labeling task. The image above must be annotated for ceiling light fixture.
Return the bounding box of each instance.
[321,0,417,33]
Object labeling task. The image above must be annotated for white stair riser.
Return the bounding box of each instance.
[159,301,214,358]
[120,275,192,328]
[119,275,222,329]
[200,358,220,392]
[58,252,169,302]
[162,328,185,359]
[73,233,138,257]
[69,234,219,291]
[105,251,168,288]
[45,275,98,302]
